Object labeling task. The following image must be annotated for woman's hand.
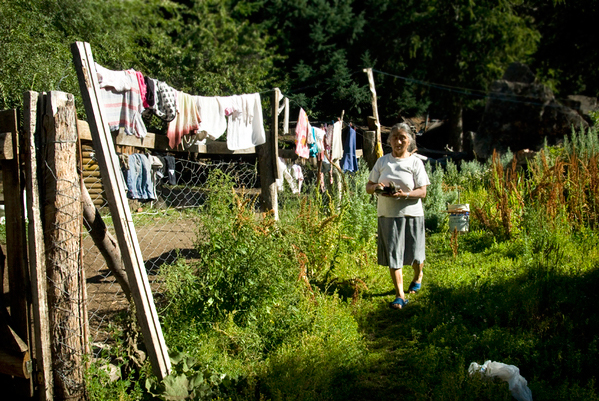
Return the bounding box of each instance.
[366,181,384,195]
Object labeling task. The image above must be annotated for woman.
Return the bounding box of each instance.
[366,124,430,309]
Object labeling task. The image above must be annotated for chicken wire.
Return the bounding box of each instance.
[82,151,259,355]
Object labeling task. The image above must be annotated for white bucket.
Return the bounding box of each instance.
[448,204,469,232]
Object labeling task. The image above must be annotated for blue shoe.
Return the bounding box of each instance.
[408,282,421,293]
[390,297,408,309]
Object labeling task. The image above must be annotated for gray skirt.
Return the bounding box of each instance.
[377,216,425,269]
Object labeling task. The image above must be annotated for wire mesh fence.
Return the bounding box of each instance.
[81,145,260,355]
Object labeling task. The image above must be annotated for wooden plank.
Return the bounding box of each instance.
[257,88,279,219]
[0,108,33,397]
[43,91,86,400]
[71,41,171,379]
[23,91,54,401]
[78,119,256,154]
[0,132,13,160]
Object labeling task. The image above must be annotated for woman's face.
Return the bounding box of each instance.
[390,129,410,157]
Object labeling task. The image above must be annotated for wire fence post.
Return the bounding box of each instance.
[43,91,87,400]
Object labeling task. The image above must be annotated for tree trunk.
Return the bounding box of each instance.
[447,97,464,153]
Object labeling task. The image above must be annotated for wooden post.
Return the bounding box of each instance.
[362,130,378,169]
[23,91,54,401]
[258,88,280,220]
[42,91,86,400]
[0,108,33,397]
[70,42,170,379]
[363,68,383,159]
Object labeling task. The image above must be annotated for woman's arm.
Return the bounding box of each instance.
[390,185,427,199]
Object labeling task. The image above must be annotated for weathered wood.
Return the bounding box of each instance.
[43,91,86,400]
[0,108,33,397]
[363,68,383,158]
[23,91,54,400]
[0,348,31,379]
[0,132,13,160]
[81,183,131,301]
[71,41,171,379]
[362,130,378,169]
[257,88,280,219]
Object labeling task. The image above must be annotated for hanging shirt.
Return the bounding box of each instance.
[295,108,310,159]
[341,125,359,172]
[219,93,266,150]
[167,91,201,149]
[195,96,227,140]
[368,153,430,217]
[95,63,147,138]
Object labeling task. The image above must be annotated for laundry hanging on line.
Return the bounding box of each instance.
[95,63,266,151]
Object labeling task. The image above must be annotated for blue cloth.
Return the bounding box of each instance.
[341,126,358,172]
[308,127,319,158]
[126,153,156,200]
[164,155,177,185]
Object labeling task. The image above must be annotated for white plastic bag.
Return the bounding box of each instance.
[468,360,533,401]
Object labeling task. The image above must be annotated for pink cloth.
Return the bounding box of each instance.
[295,108,310,159]
[135,71,149,108]
[167,91,201,149]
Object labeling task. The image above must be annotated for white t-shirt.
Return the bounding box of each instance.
[368,153,431,217]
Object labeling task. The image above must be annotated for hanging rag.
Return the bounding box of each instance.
[167,91,202,149]
[95,63,147,138]
[135,71,149,109]
[331,121,344,161]
[291,164,304,193]
[295,108,310,159]
[164,155,177,185]
[195,96,227,140]
[219,93,266,150]
[154,80,178,122]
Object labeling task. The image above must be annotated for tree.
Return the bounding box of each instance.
[0,0,276,121]
[241,0,372,120]
[525,0,599,98]
[357,0,539,151]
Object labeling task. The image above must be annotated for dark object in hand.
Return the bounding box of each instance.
[375,182,396,194]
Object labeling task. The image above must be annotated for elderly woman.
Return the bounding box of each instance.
[366,124,430,309]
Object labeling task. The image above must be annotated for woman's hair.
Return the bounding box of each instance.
[389,123,417,152]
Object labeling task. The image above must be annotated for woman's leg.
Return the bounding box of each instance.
[409,262,424,293]
[389,268,405,299]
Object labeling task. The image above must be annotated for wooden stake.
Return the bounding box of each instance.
[258,88,280,220]
[363,68,383,158]
[23,91,54,401]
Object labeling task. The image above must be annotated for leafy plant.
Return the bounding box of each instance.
[145,350,246,400]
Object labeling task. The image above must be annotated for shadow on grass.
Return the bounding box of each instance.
[343,265,599,401]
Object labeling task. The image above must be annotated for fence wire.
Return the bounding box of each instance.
[43,150,87,398]
[81,147,259,357]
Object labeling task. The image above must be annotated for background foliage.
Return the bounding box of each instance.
[1,0,597,128]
